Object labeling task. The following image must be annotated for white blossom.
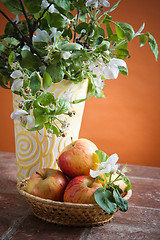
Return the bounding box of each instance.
[10,70,22,79]
[22,45,30,51]
[90,153,119,178]
[62,14,70,24]
[62,52,71,59]
[41,0,58,13]
[27,115,35,129]
[50,27,61,41]
[11,78,23,91]
[10,109,28,120]
[100,0,110,7]
[32,28,61,42]
[86,0,99,8]
[89,58,104,77]
[32,29,50,42]
[89,58,127,80]
[86,0,110,8]
[103,58,127,79]
[13,15,19,24]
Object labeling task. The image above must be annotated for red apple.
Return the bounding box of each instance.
[63,176,102,204]
[58,138,99,178]
[26,168,68,201]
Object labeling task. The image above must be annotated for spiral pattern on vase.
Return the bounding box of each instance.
[13,79,88,181]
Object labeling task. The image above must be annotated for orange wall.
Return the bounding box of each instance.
[0,0,160,167]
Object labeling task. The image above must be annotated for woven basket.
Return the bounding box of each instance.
[17,178,132,227]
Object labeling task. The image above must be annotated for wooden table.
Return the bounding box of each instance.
[0,152,160,240]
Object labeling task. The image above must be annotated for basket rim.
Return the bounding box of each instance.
[17,177,132,209]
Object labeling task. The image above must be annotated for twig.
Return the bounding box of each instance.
[0,10,45,63]
[18,0,32,42]
[32,3,53,33]
[73,8,80,43]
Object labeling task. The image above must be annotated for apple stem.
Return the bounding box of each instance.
[36,171,44,179]
[71,137,74,146]
[88,178,95,188]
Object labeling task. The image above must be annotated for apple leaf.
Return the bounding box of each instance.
[95,150,108,163]
[113,189,128,212]
[122,176,131,192]
[94,188,117,215]
[55,98,69,115]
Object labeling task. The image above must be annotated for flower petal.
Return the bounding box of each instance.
[110,58,127,68]
[107,153,119,166]
[62,52,71,59]
[90,169,101,178]
[10,70,22,79]
[11,79,23,91]
[27,115,35,129]
[10,109,28,120]
[103,65,119,79]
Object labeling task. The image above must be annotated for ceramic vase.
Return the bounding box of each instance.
[13,79,88,181]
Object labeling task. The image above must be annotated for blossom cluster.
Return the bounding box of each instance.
[0,0,158,136]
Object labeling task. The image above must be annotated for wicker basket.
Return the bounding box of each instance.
[17,178,132,227]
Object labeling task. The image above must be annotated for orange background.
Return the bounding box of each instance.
[0,0,160,167]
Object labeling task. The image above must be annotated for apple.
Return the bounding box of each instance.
[63,176,102,204]
[26,168,68,201]
[58,138,99,178]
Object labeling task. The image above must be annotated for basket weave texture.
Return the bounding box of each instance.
[17,178,132,227]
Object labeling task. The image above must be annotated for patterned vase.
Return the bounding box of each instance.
[13,79,88,181]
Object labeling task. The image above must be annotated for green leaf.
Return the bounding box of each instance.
[60,43,83,51]
[0,42,6,52]
[63,28,72,40]
[106,23,113,38]
[73,0,86,9]
[55,98,69,115]
[122,176,131,192]
[148,33,159,61]
[1,0,22,14]
[135,22,145,37]
[106,0,120,13]
[4,22,14,36]
[21,50,42,69]
[23,0,42,13]
[0,73,10,89]
[113,189,128,212]
[94,41,110,52]
[118,66,128,75]
[115,22,135,41]
[30,72,41,95]
[115,49,130,60]
[4,37,19,46]
[100,14,112,24]
[95,188,117,215]
[45,123,59,136]
[35,92,56,107]
[76,22,89,34]
[54,0,70,11]
[33,108,50,125]
[8,51,14,66]
[46,63,64,83]
[95,150,108,163]
[139,34,148,47]
[48,13,65,28]
[43,72,52,90]
[28,124,44,131]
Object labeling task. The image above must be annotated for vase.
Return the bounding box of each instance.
[13,79,88,181]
